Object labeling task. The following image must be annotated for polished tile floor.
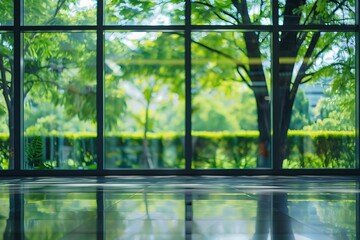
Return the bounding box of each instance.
[0,176,359,240]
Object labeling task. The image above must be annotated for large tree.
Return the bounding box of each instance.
[190,0,355,167]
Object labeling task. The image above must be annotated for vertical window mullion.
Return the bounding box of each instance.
[13,0,23,171]
[356,0,360,170]
[13,0,25,237]
[97,0,104,172]
[185,0,192,172]
[271,0,281,171]
[96,184,104,240]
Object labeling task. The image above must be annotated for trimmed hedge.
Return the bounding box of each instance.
[0,131,356,169]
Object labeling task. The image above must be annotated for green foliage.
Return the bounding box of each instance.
[23,31,99,133]
[0,142,9,170]
[24,0,96,25]
[105,31,185,133]
[289,90,312,130]
[192,84,258,131]
[1,130,355,169]
[191,0,271,25]
[105,0,184,25]
[292,0,355,24]
[0,0,14,25]
[284,130,355,168]
[25,136,53,169]
[306,96,355,131]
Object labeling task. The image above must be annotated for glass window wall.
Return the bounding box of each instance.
[0,0,359,174]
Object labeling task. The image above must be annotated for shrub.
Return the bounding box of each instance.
[0,130,355,169]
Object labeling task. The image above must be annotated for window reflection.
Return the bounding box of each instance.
[0,187,10,238]
[0,179,358,239]
[105,192,185,239]
[24,192,97,239]
[287,192,357,239]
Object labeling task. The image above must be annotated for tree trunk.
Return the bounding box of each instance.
[242,31,271,168]
[276,0,306,163]
[141,100,153,168]
[254,91,271,168]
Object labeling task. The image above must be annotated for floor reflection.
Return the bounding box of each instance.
[0,176,358,240]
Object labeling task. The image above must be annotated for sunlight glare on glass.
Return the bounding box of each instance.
[68,0,96,16]
[79,0,96,9]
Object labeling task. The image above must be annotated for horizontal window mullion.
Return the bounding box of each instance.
[5,25,358,32]
[1,169,360,177]
[0,26,14,31]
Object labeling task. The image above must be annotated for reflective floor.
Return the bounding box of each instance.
[0,176,359,240]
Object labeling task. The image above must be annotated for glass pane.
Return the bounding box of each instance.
[191,0,271,25]
[24,0,96,25]
[24,191,97,239]
[0,0,13,26]
[192,31,271,169]
[23,32,97,170]
[281,31,355,169]
[279,0,355,25]
[0,32,13,170]
[105,0,184,25]
[105,192,184,239]
[105,31,185,169]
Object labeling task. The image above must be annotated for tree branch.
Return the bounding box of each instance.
[0,55,11,112]
[231,0,252,24]
[290,31,321,102]
[302,0,319,25]
[231,32,248,56]
[192,1,240,25]
[51,0,66,23]
[253,0,266,23]
[173,32,248,74]
[236,66,252,89]
[299,73,314,84]
[306,42,333,70]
